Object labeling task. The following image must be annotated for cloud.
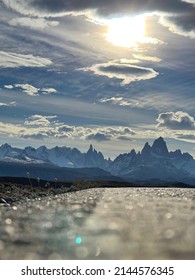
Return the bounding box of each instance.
[9,17,59,30]
[2,0,86,17]
[3,0,195,39]
[0,51,52,68]
[100,97,124,104]
[99,97,134,107]
[0,121,24,137]
[20,132,47,140]
[15,84,40,96]
[176,134,195,141]
[133,54,162,63]
[85,126,135,142]
[57,125,74,133]
[80,61,159,85]
[159,14,195,38]
[0,102,16,107]
[117,136,134,141]
[157,111,195,130]
[170,132,195,143]
[86,133,111,142]
[96,126,135,136]
[24,115,57,127]
[3,0,194,17]
[0,113,136,142]
[99,91,195,112]
[4,84,57,96]
[3,0,195,40]
[42,88,57,94]
[4,85,14,89]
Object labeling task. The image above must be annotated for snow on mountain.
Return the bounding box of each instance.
[81,144,108,169]
[47,146,81,167]
[0,138,194,184]
[0,143,22,159]
[169,149,195,176]
[110,137,195,183]
[0,143,108,169]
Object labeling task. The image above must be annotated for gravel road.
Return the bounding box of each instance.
[0,187,195,259]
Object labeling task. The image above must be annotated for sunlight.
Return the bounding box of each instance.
[106,16,146,48]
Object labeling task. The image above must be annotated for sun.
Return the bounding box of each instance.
[106,16,145,48]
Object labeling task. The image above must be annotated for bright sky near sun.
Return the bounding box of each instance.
[106,16,146,47]
[0,0,195,158]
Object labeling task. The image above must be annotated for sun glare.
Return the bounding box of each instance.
[106,16,145,48]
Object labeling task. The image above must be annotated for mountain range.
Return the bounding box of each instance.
[0,137,195,185]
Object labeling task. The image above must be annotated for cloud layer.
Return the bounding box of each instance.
[3,0,195,38]
[80,61,159,85]
[2,0,194,16]
[0,114,135,142]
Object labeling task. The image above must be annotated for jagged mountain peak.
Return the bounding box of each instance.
[87,144,99,155]
[0,138,194,184]
[130,149,137,156]
[141,142,152,155]
[37,145,47,149]
[88,144,93,152]
[152,137,169,156]
[183,152,193,161]
[170,149,182,158]
[0,143,12,158]
[0,143,11,149]
[152,137,166,146]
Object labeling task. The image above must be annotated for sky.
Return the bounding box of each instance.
[0,0,195,159]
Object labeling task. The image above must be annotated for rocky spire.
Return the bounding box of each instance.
[152,137,169,156]
[141,142,152,158]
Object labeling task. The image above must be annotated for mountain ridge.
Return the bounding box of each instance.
[0,138,195,184]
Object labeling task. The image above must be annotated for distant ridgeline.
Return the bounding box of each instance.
[0,137,195,184]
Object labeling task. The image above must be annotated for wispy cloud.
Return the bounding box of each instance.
[99,97,138,108]
[176,134,195,142]
[9,17,59,30]
[99,92,195,112]
[0,51,52,68]
[133,54,162,63]
[0,101,16,107]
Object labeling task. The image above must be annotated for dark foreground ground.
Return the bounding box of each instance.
[0,179,195,260]
[0,177,135,205]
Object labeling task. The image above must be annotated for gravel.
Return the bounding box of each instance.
[0,187,195,259]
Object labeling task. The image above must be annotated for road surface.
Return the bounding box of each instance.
[0,187,195,259]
